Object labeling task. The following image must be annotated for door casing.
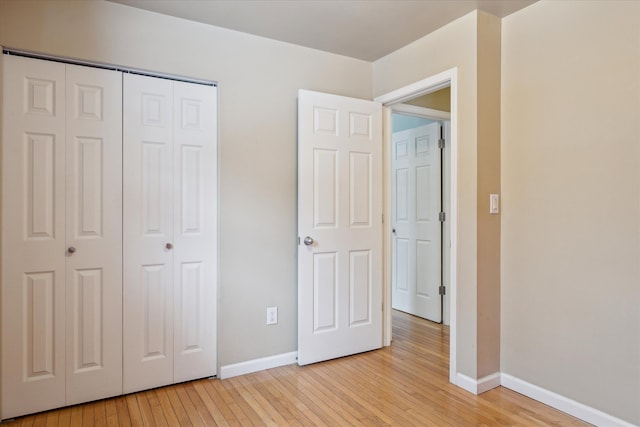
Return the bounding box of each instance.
[375,67,458,384]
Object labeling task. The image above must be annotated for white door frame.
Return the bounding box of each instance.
[375,67,458,384]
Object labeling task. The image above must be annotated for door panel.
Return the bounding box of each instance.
[123,73,174,393]
[172,81,217,383]
[1,55,67,419]
[65,63,123,405]
[391,122,441,321]
[124,75,217,391]
[298,90,382,366]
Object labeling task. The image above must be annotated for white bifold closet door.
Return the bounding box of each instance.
[123,73,217,393]
[1,55,123,419]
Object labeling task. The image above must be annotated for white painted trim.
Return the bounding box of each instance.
[375,70,453,105]
[501,374,637,427]
[375,67,459,385]
[477,372,502,394]
[455,372,501,395]
[219,352,298,379]
[382,106,393,347]
[390,103,451,120]
[455,373,479,395]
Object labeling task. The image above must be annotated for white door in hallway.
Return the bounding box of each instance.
[297,90,383,365]
[391,122,442,322]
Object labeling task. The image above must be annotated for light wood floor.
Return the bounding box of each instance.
[5,310,587,426]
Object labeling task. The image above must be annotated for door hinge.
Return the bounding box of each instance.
[439,285,446,296]
[298,236,300,245]
[438,138,445,149]
[439,211,446,222]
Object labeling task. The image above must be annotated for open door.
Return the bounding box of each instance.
[297,90,383,365]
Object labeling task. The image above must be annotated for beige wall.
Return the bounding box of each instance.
[0,0,372,367]
[374,10,502,379]
[475,11,501,379]
[406,87,451,112]
[501,1,640,424]
[2,0,638,423]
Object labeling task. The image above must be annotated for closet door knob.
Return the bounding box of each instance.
[165,243,174,250]
[67,246,76,254]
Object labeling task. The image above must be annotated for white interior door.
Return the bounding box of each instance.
[1,55,67,419]
[297,90,383,366]
[391,122,442,322]
[123,74,217,393]
[172,81,217,383]
[64,63,123,404]
[1,56,124,419]
[123,73,175,393]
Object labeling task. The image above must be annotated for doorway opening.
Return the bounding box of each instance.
[375,68,458,384]
[390,104,450,325]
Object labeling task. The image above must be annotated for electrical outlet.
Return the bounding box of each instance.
[266,306,278,325]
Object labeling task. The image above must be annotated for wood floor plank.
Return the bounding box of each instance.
[275,364,359,426]
[145,388,169,427]
[43,410,58,427]
[225,375,282,426]
[7,310,590,427]
[261,367,328,426]
[124,394,143,427]
[218,375,265,426]
[249,370,311,426]
[172,383,205,426]
[80,402,94,427]
[133,391,156,427]
[163,385,194,427]
[182,382,219,426]
[67,405,82,427]
[153,387,181,427]
[93,400,107,427]
[54,407,71,427]
[197,378,242,425]
[192,380,232,426]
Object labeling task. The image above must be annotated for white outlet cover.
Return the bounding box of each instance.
[267,306,278,325]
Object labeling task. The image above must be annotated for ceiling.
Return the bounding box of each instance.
[108,0,536,61]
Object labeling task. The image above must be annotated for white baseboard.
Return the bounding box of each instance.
[219,351,297,379]
[455,371,501,395]
[501,373,636,427]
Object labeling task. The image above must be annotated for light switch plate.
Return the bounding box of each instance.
[490,194,500,214]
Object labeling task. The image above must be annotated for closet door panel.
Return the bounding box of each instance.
[65,64,123,404]
[123,73,174,393]
[173,82,217,382]
[1,56,67,419]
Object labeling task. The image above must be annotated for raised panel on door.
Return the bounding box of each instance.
[65,64,123,404]
[123,73,174,393]
[298,90,382,366]
[1,55,67,419]
[392,131,412,314]
[172,81,217,382]
[391,122,441,322]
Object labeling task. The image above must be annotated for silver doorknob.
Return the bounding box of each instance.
[303,236,314,246]
[67,246,76,254]
[166,243,174,250]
